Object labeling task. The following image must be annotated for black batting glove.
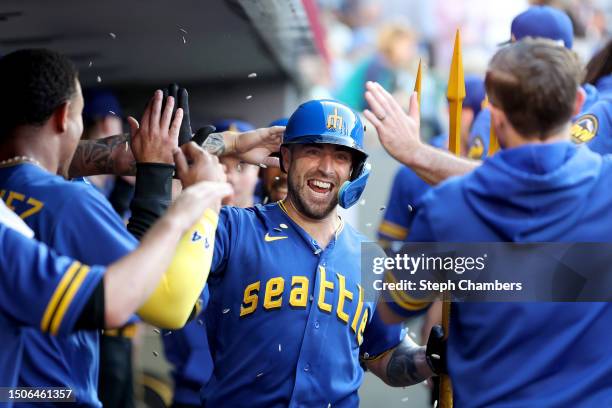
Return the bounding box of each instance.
[426,324,447,375]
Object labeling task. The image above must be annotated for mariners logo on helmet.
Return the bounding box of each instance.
[326,108,347,135]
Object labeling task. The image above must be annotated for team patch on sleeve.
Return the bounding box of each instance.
[571,114,599,144]
[467,136,485,159]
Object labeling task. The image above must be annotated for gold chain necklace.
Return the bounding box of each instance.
[0,156,43,168]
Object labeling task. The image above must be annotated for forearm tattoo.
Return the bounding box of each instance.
[68,134,135,178]
[386,338,430,387]
[201,132,226,156]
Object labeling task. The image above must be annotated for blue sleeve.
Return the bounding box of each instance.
[467,108,491,159]
[381,199,436,319]
[53,186,137,265]
[377,167,412,241]
[360,308,405,358]
[574,100,612,155]
[210,207,233,275]
[0,224,105,336]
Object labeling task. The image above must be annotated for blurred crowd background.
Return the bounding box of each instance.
[302,0,611,142]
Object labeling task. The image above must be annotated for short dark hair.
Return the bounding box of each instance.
[0,48,78,138]
[485,38,583,139]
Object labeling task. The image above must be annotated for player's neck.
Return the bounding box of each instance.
[0,129,60,174]
[283,197,340,249]
[502,123,571,149]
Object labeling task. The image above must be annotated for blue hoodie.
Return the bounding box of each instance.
[407,142,612,407]
[572,74,612,155]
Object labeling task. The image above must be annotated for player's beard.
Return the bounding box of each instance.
[286,168,338,220]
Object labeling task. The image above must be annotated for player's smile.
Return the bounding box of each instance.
[306,178,334,197]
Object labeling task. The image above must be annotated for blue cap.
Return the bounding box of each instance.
[464,75,486,117]
[506,6,573,49]
[82,89,122,122]
[269,118,288,127]
[212,119,255,132]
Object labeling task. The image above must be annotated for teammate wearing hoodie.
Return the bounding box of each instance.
[368,39,612,407]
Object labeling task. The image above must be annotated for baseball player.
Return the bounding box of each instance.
[375,39,612,407]
[0,177,229,404]
[0,48,280,407]
[571,39,612,154]
[212,120,260,207]
[200,99,442,407]
[466,5,578,159]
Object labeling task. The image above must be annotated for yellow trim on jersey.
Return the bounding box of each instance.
[385,271,431,311]
[41,261,81,333]
[378,221,408,240]
[49,265,91,335]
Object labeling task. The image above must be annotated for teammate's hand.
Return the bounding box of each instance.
[127,90,183,165]
[425,324,447,375]
[162,83,193,146]
[165,180,233,229]
[225,126,284,168]
[173,142,226,188]
[363,81,424,166]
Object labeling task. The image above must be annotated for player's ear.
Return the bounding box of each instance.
[489,104,508,146]
[573,86,586,117]
[280,146,291,174]
[51,101,70,134]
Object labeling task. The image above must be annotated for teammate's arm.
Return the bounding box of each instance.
[68,123,284,177]
[363,81,480,185]
[104,180,231,328]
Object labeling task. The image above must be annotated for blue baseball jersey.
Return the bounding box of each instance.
[377,166,431,242]
[202,202,403,407]
[161,288,213,406]
[390,143,612,407]
[378,134,446,242]
[0,163,137,407]
[466,108,491,159]
[0,223,104,399]
[572,74,612,155]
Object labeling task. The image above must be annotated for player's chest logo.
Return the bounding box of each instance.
[238,266,370,345]
[264,232,288,242]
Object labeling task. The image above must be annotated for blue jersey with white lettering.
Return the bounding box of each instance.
[202,202,403,407]
[392,143,612,407]
[0,163,137,407]
[572,75,612,155]
[0,223,104,400]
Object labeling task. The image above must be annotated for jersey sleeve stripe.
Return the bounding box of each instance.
[378,221,408,240]
[40,261,81,332]
[385,271,430,311]
[49,265,91,335]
